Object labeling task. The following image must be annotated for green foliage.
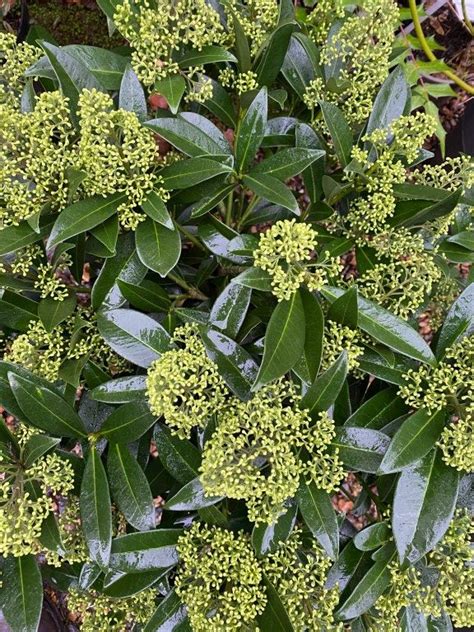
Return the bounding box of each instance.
[0,1,473,631]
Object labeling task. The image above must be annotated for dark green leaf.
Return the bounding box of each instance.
[234,267,273,291]
[143,589,189,632]
[38,293,76,332]
[254,291,305,388]
[319,101,353,167]
[90,215,119,254]
[119,65,147,121]
[235,87,267,173]
[327,286,358,328]
[191,184,235,218]
[209,282,252,338]
[201,327,259,400]
[146,116,230,157]
[154,423,201,484]
[103,568,166,598]
[297,480,339,559]
[282,33,320,99]
[0,217,54,256]
[379,409,446,474]
[257,574,295,632]
[0,290,38,331]
[178,45,237,68]
[23,434,60,468]
[1,555,43,632]
[436,282,474,359]
[154,74,186,114]
[255,21,295,86]
[366,67,410,135]
[109,530,181,573]
[97,308,172,368]
[91,375,147,404]
[293,288,324,384]
[117,279,171,313]
[252,501,297,557]
[322,287,436,366]
[108,443,155,531]
[165,476,223,511]
[136,219,181,277]
[161,157,232,189]
[326,541,373,592]
[8,373,87,438]
[98,401,157,443]
[334,427,390,474]
[141,190,173,229]
[336,558,393,620]
[243,173,299,214]
[47,193,127,249]
[301,351,348,417]
[344,388,408,430]
[353,523,391,551]
[80,446,112,567]
[253,148,324,181]
[393,449,459,563]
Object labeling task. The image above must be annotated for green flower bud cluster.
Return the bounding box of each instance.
[254,219,341,301]
[262,528,342,632]
[67,587,157,632]
[226,0,279,56]
[0,91,73,229]
[218,68,260,95]
[200,383,344,524]
[75,88,168,230]
[438,402,474,473]
[146,324,227,439]
[306,0,399,124]
[0,452,74,557]
[45,496,90,567]
[345,114,437,237]
[176,523,266,631]
[426,510,474,628]
[0,33,41,105]
[114,0,228,88]
[306,0,345,45]
[399,335,474,413]
[321,320,364,372]
[7,309,128,382]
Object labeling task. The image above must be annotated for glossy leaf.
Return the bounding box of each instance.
[98,401,157,443]
[257,574,295,631]
[144,589,190,632]
[252,501,297,557]
[379,409,446,474]
[97,309,172,368]
[209,281,252,338]
[243,173,299,214]
[319,101,353,167]
[154,74,186,114]
[327,286,358,328]
[91,375,147,404]
[235,87,267,173]
[38,293,76,332]
[80,446,112,567]
[353,523,391,551]
[336,558,393,620]
[119,65,147,121]
[393,449,459,563]
[301,351,348,417]
[47,193,127,249]
[161,157,232,189]
[109,530,181,573]
[253,148,325,181]
[165,477,223,511]
[344,388,408,430]
[334,427,390,474]
[8,373,87,438]
[297,480,339,559]
[108,443,155,531]
[146,117,229,157]
[201,327,259,400]
[366,66,410,134]
[293,288,324,384]
[23,434,60,468]
[136,219,181,277]
[254,291,305,388]
[322,287,436,366]
[1,555,43,632]
[141,190,173,229]
[255,21,295,86]
[436,282,474,359]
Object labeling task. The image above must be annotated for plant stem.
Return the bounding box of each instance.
[175,223,207,252]
[167,271,208,300]
[409,0,474,94]
[461,0,474,35]
[225,191,234,226]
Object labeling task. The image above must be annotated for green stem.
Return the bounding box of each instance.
[175,223,207,252]
[167,271,208,301]
[237,194,260,229]
[409,0,474,94]
[461,0,474,36]
[225,191,234,226]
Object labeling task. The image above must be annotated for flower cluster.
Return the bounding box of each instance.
[175,523,266,632]
[438,402,474,472]
[226,0,279,55]
[263,529,342,632]
[114,0,228,89]
[0,33,41,105]
[306,0,399,124]
[218,68,260,95]
[399,335,474,413]
[345,113,437,237]
[67,587,157,632]
[306,0,345,45]
[0,452,74,557]
[0,91,73,228]
[146,324,227,438]
[6,309,127,382]
[200,383,343,524]
[75,89,168,230]
[321,320,364,372]
[254,219,341,301]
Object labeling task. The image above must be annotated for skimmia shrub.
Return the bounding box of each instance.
[0,1,473,630]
